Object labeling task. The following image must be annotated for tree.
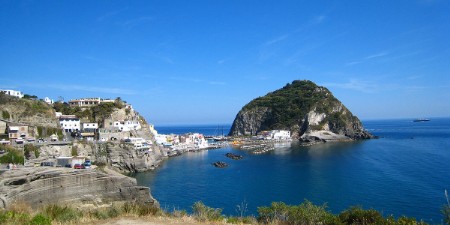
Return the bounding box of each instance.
[23,94,38,100]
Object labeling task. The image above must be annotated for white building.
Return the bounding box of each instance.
[269,130,291,140]
[59,115,80,132]
[113,120,141,131]
[82,122,98,131]
[44,97,54,104]
[189,133,209,149]
[0,89,23,98]
[68,97,115,108]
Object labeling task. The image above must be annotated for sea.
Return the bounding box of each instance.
[133,118,450,223]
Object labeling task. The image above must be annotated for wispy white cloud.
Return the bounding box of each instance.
[217,59,227,64]
[312,15,326,24]
[118,16,153,29]
[345,61,362,66]
[169,77,226,86]
[209,81,226,85]
[365,51,390,59]
[346,51,390,66]
[97,8,128,22]
[407,75,423,80]
[264,34,289,46]
[323,79,379,93]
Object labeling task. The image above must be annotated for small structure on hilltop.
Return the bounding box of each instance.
[0,89,23,98]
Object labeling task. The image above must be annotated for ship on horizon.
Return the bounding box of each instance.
[413,118,430,122]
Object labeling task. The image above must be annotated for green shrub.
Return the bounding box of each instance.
[2,110,10,119]
[90,208,119,220]
[43,205,80,222]
[0,210,31,225]
[338,206,384,225]
[24,144,39,160]
[227,216,256,224]
[192,201,223,222]
[257,201,337,225]
[137,204,161,216]
[29,213,52,225]
[71,145,78,156]
[0,148,24,164]
[121,202,160,216]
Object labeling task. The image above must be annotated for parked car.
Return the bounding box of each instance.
[74,164,85,169]
[40,162,54,167]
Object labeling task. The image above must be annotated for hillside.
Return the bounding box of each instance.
[229,80,373,141]
[0,93,58,128]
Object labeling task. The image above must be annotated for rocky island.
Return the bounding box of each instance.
[229,80,374,144]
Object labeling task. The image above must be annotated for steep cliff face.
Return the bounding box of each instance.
[101,142,164,173]
[229,80,373,141]
[0,167,157,209]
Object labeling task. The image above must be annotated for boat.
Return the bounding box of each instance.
[413,118,430,122]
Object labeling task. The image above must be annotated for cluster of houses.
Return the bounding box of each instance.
[58,98,143,141]
[0,91,145,144]
[154,132,210,151]
[256,130,292,141]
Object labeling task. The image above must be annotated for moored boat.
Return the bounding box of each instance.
[413,118,430,122]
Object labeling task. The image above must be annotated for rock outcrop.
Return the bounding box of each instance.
[229,80,374,142]
[102,142,164,173]
[0,167,157,209]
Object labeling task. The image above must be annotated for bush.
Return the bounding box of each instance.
[43,205,80,222]
[192,201,223,222]
[29,213,52,225]
[338,206,384,225]
[0,210,30,224]
[0,148,24,164]
[71,145,78,156]
[2,110,10,119]
[257,201,337,225]
[24,144,39,159]
[90,207,120,220]
[121,202,161,216]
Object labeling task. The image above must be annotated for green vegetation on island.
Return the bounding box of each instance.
[229,80,373,140]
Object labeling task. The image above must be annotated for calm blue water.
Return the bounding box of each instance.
[136,118,450,223]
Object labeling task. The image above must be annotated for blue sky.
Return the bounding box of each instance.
[1,0,449,125]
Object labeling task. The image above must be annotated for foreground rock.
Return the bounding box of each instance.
[0,167,157,209]
[229,80,374,143]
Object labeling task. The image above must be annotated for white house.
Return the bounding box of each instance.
[189,133,209,149]
[155,134,168,145]
[113,120,141,131]
[59,115,80,132]
[82,122,98,131]
[44,97,54,104]
[68,97,115,107]
[270,130,291,140]
[0,89,23,98]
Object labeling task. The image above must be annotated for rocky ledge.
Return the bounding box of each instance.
[0,167,157,209]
